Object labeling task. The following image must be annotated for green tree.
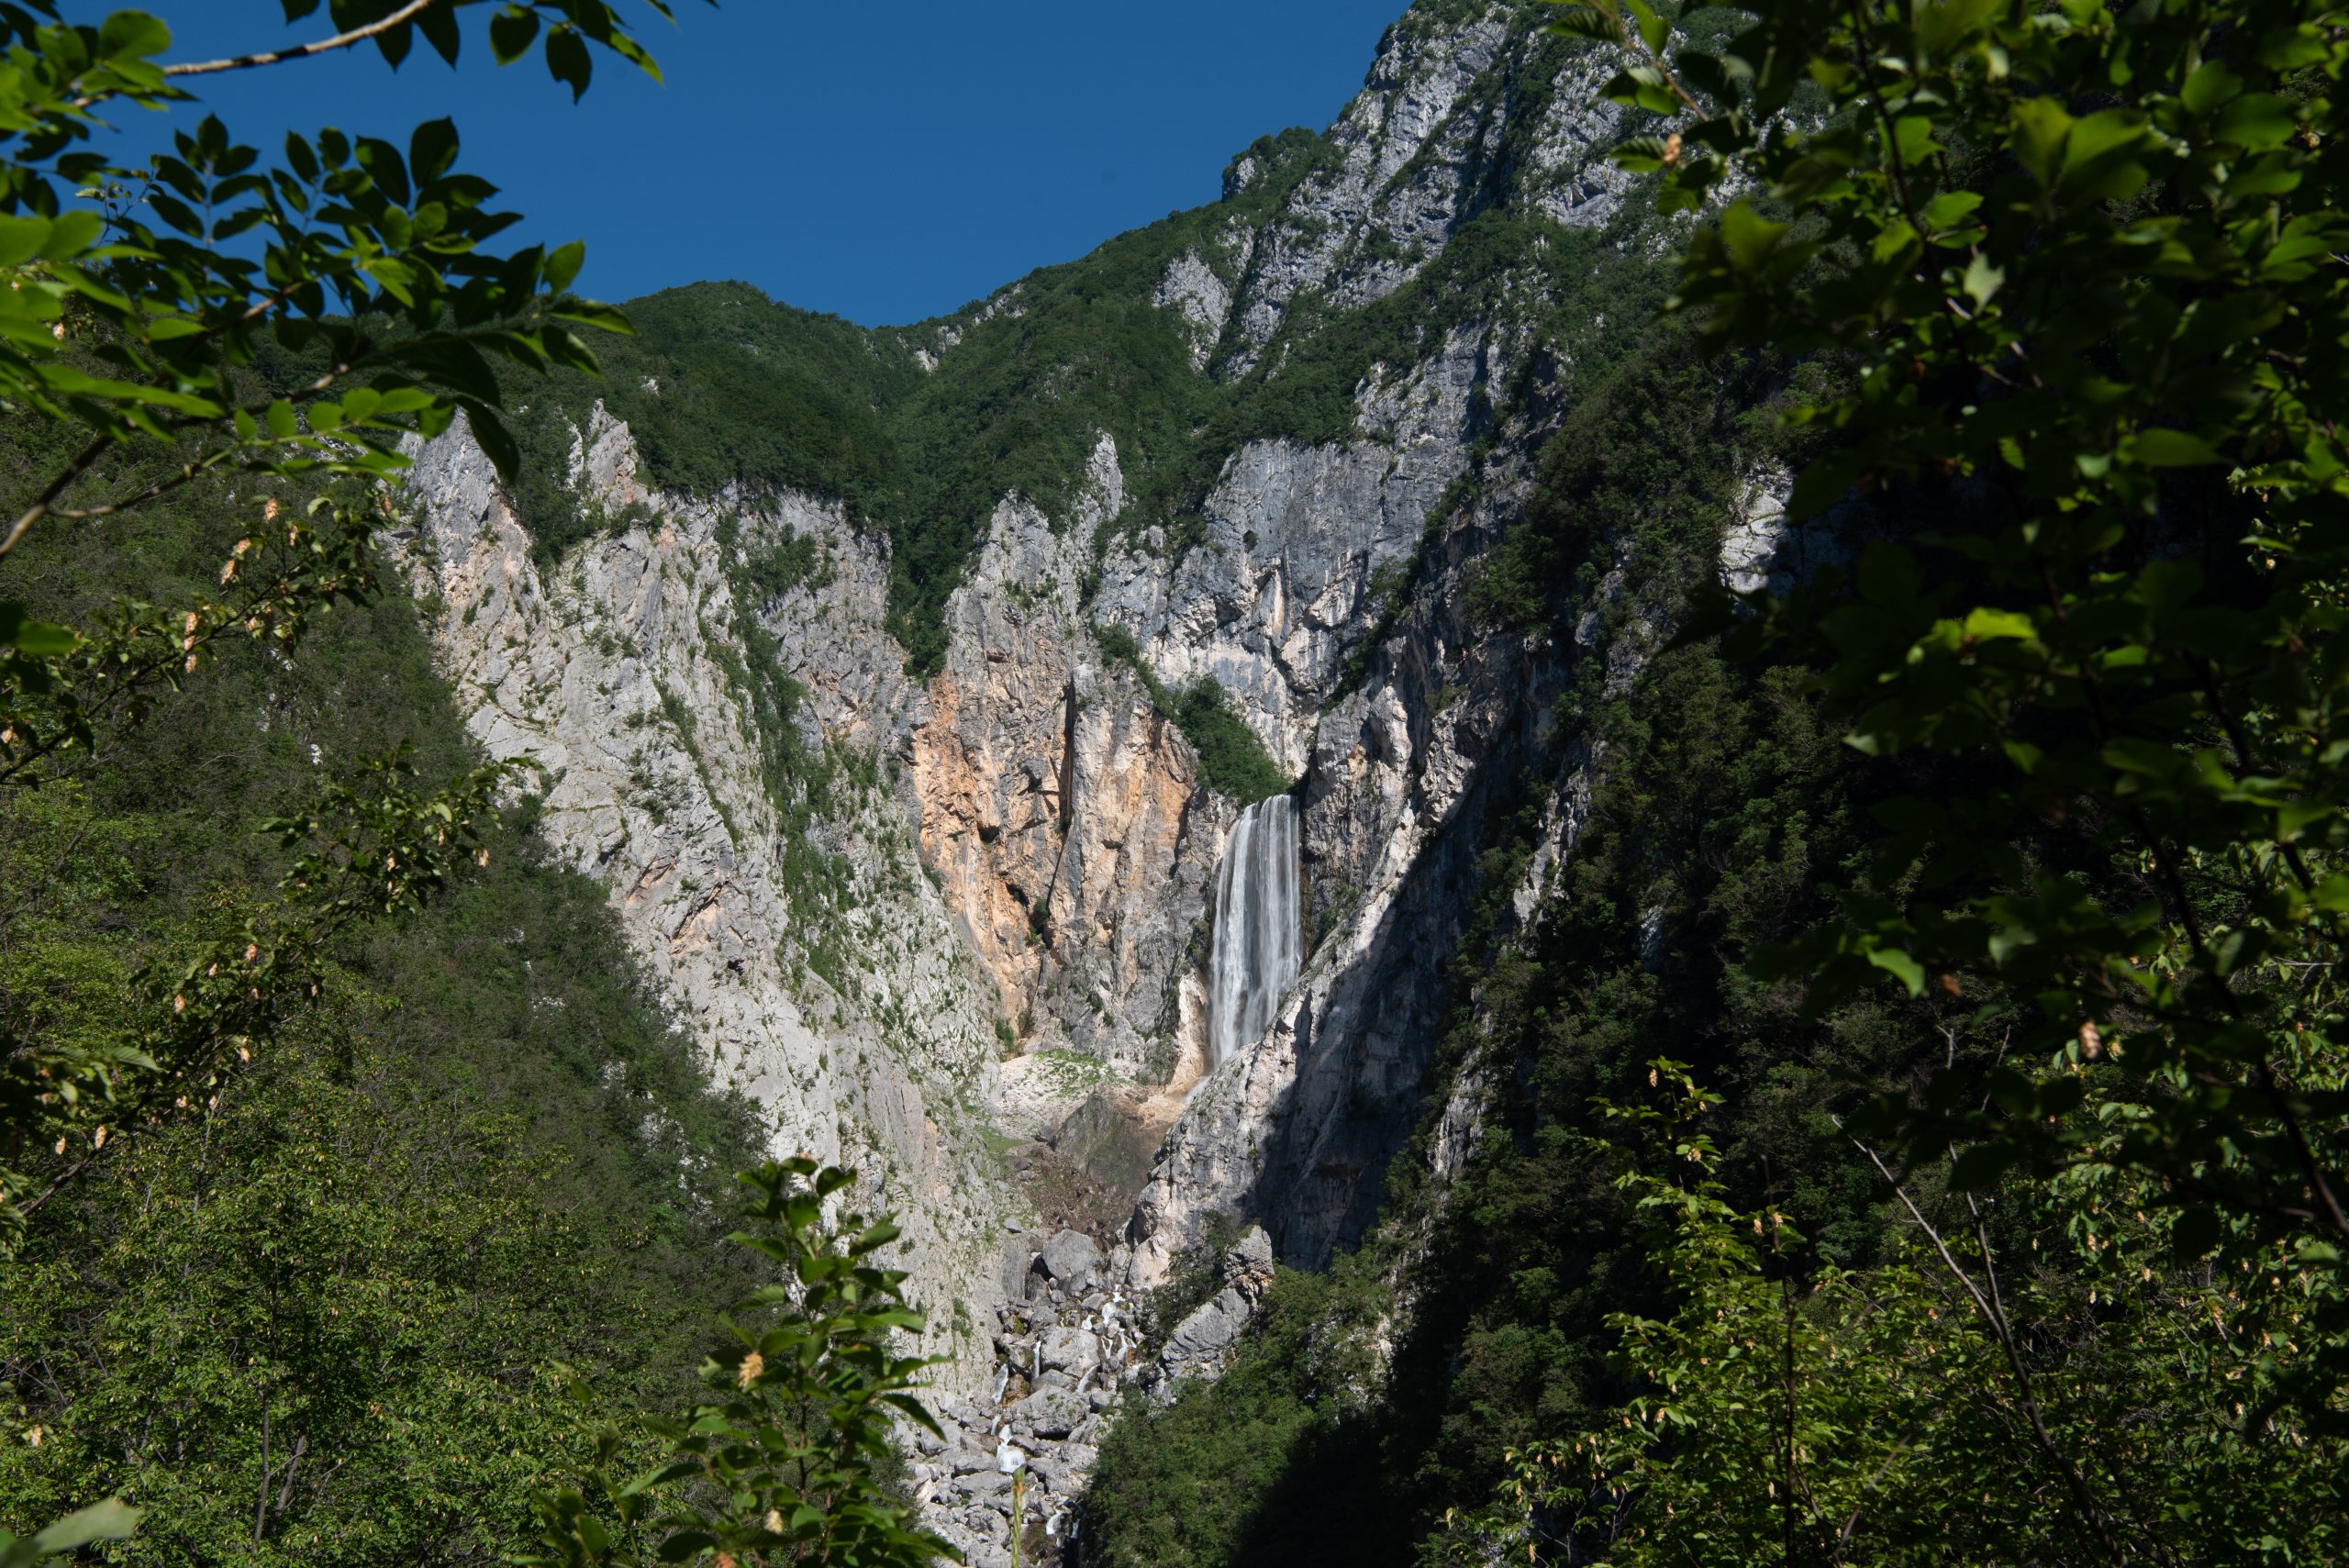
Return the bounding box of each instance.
[0,534,783,1564]
[1,0,688,1248]
[1557,0,2349,1305]
[1450,0,2349,1556]
[524,1159,952,1568]
[0,4,696,1556]
[1442,1061,2347,1564]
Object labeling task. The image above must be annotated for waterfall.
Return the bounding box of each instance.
[1208,794,1304,1069]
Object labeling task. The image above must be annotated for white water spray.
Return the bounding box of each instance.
[1207,794,1304,1069]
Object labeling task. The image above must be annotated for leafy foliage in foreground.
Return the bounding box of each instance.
[0,0,669,573]
[1445,1065,2347,1565]
[1090,0,2349,1558]
[0,7,950,1565]
[0,0,689,1251]
[1447,0,2349,1560]
[526,1160,950,1568]
[1565,0,2349,1275]
[0,461,770,1564]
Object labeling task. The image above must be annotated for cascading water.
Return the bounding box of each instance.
[1207,793,1304,1069]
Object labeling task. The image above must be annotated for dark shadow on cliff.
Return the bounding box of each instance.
[1240,630,1569,1270]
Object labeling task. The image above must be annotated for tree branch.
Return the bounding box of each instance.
[1841,1126,2130,1567]
[162,0,446,81]
[1,434,110,557]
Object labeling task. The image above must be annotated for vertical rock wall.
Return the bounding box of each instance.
[384,5,1718,1555]
[391,414,1021,1393]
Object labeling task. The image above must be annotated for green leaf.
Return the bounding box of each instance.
[2171,1204,2222,1259]
[355,137,412,207]
[1622,0,1667,55]
[417,0,462,65]
[2009,96,2074,186]
[409,117,460,184]
[1961,251,2004,306]
[96,10,171,61]
[2063,109,2146,176]
[1547,6,1624,45]
[656,1529,718,1561]
[2129,428,2221,467]
[147,194,205,238]
[1960,606,2036,642]
[1914,0,1998,61]
[551,299,634,335]
[0,603,79,657]
[0,215,51,268]
[1947,1140,2024,1193]
[1865,947,1927,995]
[466,405,522,482]
[2216,93,2297,152]
[2181,59,2243,114]
[546,26,594,101]
[1922,189,1984,229]
[27,1499,141,1556]
[490,7,541,64]
[284,131,320,184]
[35,365,217,416]
[544,239,587,294]
[1716,200,1788,268]
[1673,51,1734,103]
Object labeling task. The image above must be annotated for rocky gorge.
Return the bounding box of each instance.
[384,3,1760,1560]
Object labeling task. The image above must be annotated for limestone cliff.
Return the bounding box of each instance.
[907,441,1220,1090]
[385,2,1721,1559]
[390,412,1020,1392]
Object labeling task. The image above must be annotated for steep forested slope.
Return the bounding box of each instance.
[0,448,769,1564]
[1067,306,1896,1567]
[25,1,2337,1564]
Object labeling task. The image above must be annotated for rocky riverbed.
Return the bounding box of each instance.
[918,1225,1275,1567]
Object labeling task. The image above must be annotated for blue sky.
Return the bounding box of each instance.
[85,2,1408,327]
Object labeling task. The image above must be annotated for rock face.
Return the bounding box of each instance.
[915,1228,1140,1567]
[391,415,1020,1391]
[1153,250,1233,372]
[1144,1227,1278,1398]
[907,446,1222,1080]
[386,0,1715,1547]
[1097,3,1674,1285]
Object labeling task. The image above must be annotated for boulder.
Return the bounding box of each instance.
[1223,1225,1275,1293]
[1040,1229,1101,1287]
[1166,1286,1250,1362]
[1038,1325,1102,1378]
[1145,1229,1282,1399]
[1011,1386,1089,1439]
[1029,1451,1082,1496]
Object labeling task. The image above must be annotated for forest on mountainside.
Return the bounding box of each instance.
[1084,1,2349,1564]
[6,0,2349,1565]
[0,8,951,1566]
[0,417,777,1564]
